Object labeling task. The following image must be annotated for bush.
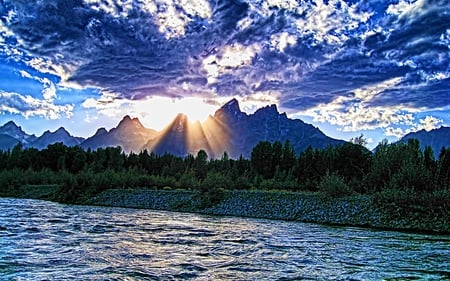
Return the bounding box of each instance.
[177,171,198,189]
[233,175,252,190]
[374,187,450,213]
[388,161,434,192]
[318,172,353,198]
[197,172,229,208]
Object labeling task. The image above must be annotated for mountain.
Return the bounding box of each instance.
[30,127,85,150]
[399,126,450,158]
[0,100,346,157]
[0,121,36,146]
[0,134,21,150]
[143,113,225,157]
[81,115,158,153]
[143,99,345,158]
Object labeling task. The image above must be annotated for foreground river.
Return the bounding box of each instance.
[0,198,448,280]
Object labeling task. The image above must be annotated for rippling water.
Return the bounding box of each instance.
[0,198,449,280]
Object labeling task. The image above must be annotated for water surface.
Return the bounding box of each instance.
[0,198,448,280]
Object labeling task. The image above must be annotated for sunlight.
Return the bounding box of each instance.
[139,97,234,158]
[132,97,218,131]
[145,112,232,158]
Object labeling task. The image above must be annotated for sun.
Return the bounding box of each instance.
[133,97,218,130]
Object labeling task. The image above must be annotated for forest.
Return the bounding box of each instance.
[0,139,449,212]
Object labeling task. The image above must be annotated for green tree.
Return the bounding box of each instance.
[251,141,274,179]
[194,150,208,180]
[281,140,296,173]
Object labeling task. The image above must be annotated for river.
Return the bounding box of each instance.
[0,198,448,280]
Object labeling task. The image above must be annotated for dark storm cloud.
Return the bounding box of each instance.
[371,77,450,108]
[1,0,251,96]
[1,0,449,114]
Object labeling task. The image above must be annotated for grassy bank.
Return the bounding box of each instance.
[4,185,447,233]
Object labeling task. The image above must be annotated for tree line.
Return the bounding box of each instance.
[0,139,448,210]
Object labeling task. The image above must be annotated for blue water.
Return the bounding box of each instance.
[0,197,449,280]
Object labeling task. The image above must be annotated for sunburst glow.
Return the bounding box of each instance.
[132,97,218,131]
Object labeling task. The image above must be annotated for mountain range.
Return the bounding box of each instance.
[399,127,450,158]
[0,99,448,158]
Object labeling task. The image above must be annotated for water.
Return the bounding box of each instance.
[0,198,448,281]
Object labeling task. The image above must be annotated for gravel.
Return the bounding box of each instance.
[86,189,449,233]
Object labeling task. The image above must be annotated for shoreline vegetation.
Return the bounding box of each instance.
[0,138,449,233]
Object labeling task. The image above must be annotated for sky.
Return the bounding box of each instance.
[0,0,449,149]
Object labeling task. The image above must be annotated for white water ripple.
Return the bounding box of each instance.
[0,198,449,280]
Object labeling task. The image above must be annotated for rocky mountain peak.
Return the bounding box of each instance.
[0,121,25,136]
[94,127,108,136]
[2,120,20,129]
[399,126,450,158]
[254,104,279,116]
[117,115,145,130]
[223,98,241,113]
[55,127,70,135]
[214,98,245,121]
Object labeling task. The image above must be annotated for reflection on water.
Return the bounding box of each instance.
[0,198,449,280]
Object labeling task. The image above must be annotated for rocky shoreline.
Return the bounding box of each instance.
[85,189,449,234]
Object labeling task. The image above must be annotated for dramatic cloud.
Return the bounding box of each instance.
[1,0,449,135]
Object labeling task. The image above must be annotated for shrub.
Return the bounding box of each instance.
[197,172,229,208]
[388,161,434,192]
[318,172,353,198]
[177,171,198,189]
[374,186,449,210]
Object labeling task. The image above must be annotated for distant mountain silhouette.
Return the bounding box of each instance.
[0,100,346,157]
[81,115,158,153]
[399,126,450,158]
[143,99,345,158]
[0,121,84,150]
[0,133,21,150]
[30,127,85,150]
[0,121,36,147]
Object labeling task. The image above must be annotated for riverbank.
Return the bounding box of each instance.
[83,188,449,233]
[2,186,448,233]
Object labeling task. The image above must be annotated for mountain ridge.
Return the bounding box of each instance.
[399,126,450,158]
[1,100,350,157]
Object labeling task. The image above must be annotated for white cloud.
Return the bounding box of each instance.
[83,0,211,39]
[81,90,126,115]
[417,115,443,131]
[16,70,58,101]
[270,32,297,52]
[353,77,403,101]
[387,0,427,19]
[0,91,73,119]
[385,126,408,138]
[297,77,437,137]
[366,115,442,138]
[202,43,261,83]
[27,57,83,89]
[239,91,281,114]
[294,0,372,46]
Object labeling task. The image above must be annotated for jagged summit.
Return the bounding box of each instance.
[1,120,23,133]
[222,98,241,113]
[55,127,70,135]
[0,120,36,145]
[81,115,158,153]
[94,127,108,136]
[40,127,70,137]
[254,104,279,116]
[399,126,450,158]
[30,126,84,150]
[2,120,19,128]
[117,115,145,129]
[214,98,245,122]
